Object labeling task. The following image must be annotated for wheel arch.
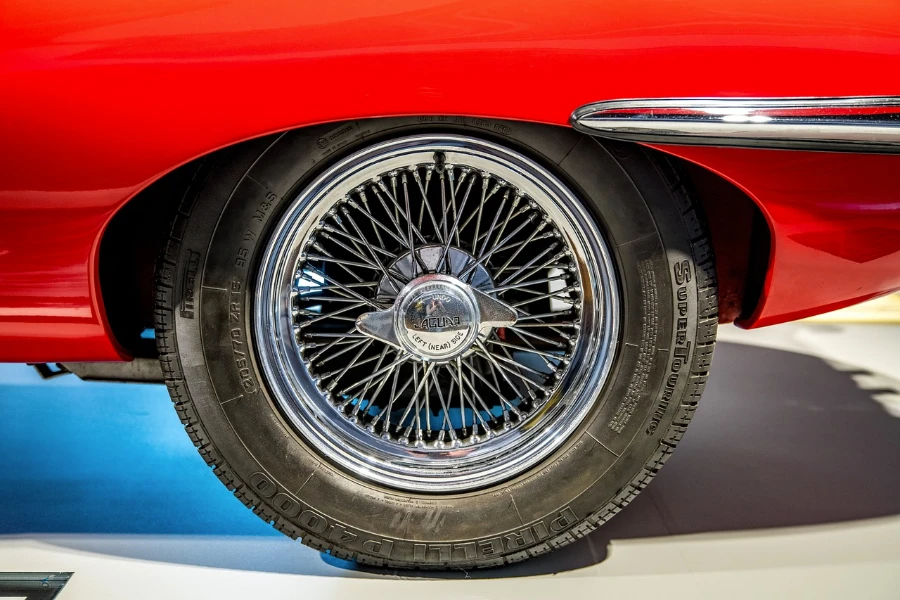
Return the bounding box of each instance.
[97,120,769,357]
[667,155,770,325]
[98,157,210,358]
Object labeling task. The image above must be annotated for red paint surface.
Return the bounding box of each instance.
[1,0,900,360]
[653,147,900,327]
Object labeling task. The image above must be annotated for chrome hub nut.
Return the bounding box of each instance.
[396,276,478,360]
[357,273,517,362]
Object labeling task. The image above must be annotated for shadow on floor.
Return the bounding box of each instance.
[2,341,899,577]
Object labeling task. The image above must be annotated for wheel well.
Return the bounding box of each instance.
[97,128,769,356]
[671,156,770,324]
[99,158,206,357]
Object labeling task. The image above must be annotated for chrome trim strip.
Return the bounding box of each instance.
[571,97,900,152]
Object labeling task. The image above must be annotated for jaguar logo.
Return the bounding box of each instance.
[420,315,462,329]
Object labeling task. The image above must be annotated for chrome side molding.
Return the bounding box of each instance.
[571,97,900,153]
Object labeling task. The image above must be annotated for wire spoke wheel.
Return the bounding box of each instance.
[256,134,619,492]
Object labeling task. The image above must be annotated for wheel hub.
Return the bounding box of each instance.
[358,259,518,361]
[394,275,481,360]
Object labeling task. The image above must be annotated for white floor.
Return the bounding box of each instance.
[2,323,899,599]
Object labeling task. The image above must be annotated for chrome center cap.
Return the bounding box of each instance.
[356,273,518,363]
[396,275,479,360]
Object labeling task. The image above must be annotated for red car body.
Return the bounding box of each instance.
[2,0,900,362]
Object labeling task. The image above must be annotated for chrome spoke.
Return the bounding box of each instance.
[478,192,523,258]
[326,213,373,268]
[484,337,565,362]
[347,194,411,251]
[412,166,444,245]
[370,182,412,248]
[300,295,379,304]
[496,243,561,286]
[355,187,386,250]
[296,281,380,294]
[494,332,558,374]
[401,171,430,275]
[464,358,522,421]
[302,331,368,339]
[507,325,568,348]
[459,213,539,281]
[474,344,544,391]
[487,275,569,294]
[398,362,434,444]
[515,310,574,322]
[310,338,369,367]
[370,362,413,430]
[295,301,367,329]
[510,285,578,307]
[494,218,549,277]
[338,353,411,397]
[349,345,391,417]
[460,175,502,242]
[446,167,459,251]
[429,368,456,444]
[438,167,449,249]
[320,223,396,260]
[304,253,381,274]
[513,321,579,329]
[301,265,384,309]
[474,189,508,259]
[454,357,493,432]
[502,249,570,288]
[322,339,374,390]
[340,208,405,293]
[439,168,475,272]
[377,175,430,248]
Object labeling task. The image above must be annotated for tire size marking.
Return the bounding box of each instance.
[250,191,278,225]
[417,116,465,125]
[646,260,692,435]
[609,259,658,434]
[229,278,257,394]
[470,118,512,136]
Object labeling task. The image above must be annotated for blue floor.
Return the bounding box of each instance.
[2,335,900,577]
[0,364,275,537]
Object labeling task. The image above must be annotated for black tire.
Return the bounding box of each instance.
[155,117,717,569]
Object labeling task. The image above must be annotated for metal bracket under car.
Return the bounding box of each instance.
[31,358,164,383]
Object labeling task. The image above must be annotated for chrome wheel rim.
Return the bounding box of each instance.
[255,134,619,492]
